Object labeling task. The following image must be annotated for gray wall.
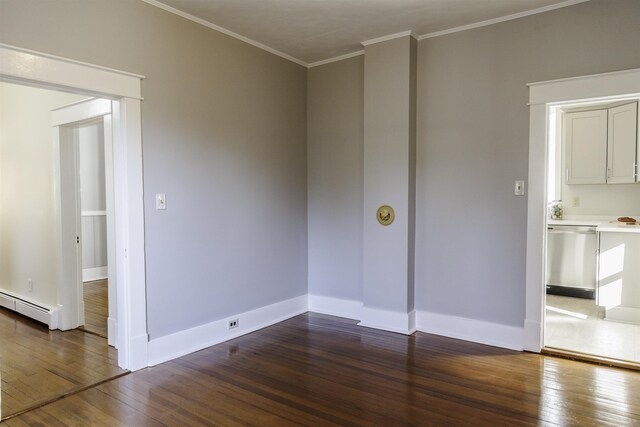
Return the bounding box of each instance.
[306,0,640,328]
[415,0,640,326]
[307,56,363,301]
[0,0,308,339]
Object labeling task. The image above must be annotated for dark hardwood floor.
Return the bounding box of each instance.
[5,312,640,425]
[0,306,125,420]
[80,279,109,337]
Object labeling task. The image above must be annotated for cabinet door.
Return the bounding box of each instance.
[607,102,638,184]
[598,232,640,323]
[564,109,608,184]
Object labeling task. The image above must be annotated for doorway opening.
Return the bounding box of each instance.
[52,97,118,344]
[524,67,640,364]
[543,97,640,363]
[0,82,127,421]
[0,43,148,371]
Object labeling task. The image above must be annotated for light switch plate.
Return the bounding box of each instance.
[156,193,166,210]
[514,180,525,196]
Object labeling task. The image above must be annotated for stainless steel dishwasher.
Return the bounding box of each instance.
[546,225,597,299]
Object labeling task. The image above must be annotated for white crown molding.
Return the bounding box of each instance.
[361,30,418,47]
[308,50,364,68]
[140,0,308,68]
[418,0,590,40]
[141,0,588,70]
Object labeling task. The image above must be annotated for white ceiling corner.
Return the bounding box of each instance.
[143,0,591,68]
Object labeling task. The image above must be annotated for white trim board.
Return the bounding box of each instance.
[358,307,416,335]
[361,30,418,46]
[148,295,308,366]
[307,50,364,68]
[0,44,143,99]
[416,311,524,351]
[417,0,590,40]
[308,294,362,320]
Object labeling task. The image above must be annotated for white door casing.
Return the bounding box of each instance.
[52,98,117,346]
[525,68,640,352]
[0,43,148,370]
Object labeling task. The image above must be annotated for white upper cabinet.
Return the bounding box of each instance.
[564,109,608,184]
[607,102,638,184]
[564,101,639,185]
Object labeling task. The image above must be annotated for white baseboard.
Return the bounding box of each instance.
[0,288,59,329]
[108,317,118,347]
[83,266,108,282]
[148,295,308,366]
[417,310,524,351]
[308,294,362,320]
[358,307,416,335]
[129,333,150,371]
[605,306,640,325]
[524,319,542,352]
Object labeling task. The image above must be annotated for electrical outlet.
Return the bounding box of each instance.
[228,319,239,329]
[572,196,580,207]
[27,278,33,292]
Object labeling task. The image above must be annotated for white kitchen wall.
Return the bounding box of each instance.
[0,82,85,307]
[562,184,640,217]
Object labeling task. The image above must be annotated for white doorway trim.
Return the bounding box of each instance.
[524,68,640,352]
[0,43,149,370]
[52,97,116,346]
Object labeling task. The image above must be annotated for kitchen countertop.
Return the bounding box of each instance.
[549,216,640,234]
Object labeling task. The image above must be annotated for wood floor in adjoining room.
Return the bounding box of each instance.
[0,306,126,420]
[6,312,640,426]
[81,279,109,337]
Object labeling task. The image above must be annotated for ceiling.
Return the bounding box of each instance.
[149,0,588,66]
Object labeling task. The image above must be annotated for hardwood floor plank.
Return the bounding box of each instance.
[7,312,640,426]
[0,306,126,419]
[81,279,109,337]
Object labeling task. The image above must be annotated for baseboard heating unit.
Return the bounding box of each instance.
[0,290,59,329]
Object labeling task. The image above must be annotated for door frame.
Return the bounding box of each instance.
[524,68,640,352]
[0,43,149,370]
[52,98,115,345]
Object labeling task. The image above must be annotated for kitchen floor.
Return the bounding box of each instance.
[545,295,640,363]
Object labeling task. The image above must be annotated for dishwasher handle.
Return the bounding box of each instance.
[547,226,597,235]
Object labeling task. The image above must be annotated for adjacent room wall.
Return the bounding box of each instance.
[306,0,640,332]
[307,56,364,302]
[562,184,640,217]
[0,82,85,307]
[0,0,308,339]
[415,0,640,327]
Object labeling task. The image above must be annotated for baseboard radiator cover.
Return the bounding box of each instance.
[0,289,59,329]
